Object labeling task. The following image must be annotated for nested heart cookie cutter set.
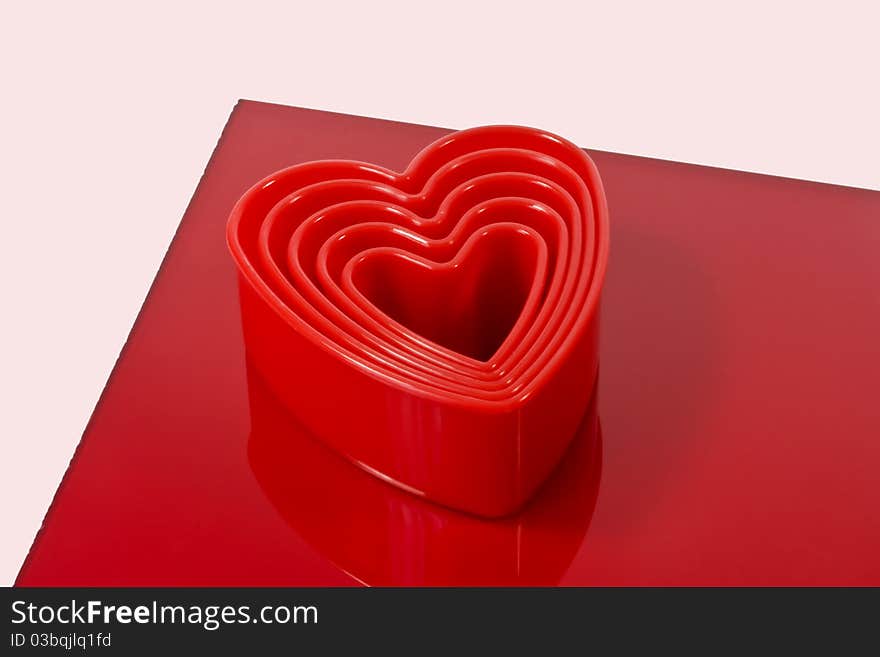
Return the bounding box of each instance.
[227,125,610,516]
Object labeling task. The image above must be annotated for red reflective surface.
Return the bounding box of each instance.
[17,101,880,585]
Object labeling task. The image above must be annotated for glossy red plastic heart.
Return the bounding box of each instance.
[227,125,609,516]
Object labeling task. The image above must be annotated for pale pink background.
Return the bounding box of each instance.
[1,1,878,584]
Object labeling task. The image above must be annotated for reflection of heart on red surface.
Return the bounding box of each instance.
[227,125,610,516]
[246,363,603,585]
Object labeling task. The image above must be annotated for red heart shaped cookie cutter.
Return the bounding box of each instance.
[227,125,610,517]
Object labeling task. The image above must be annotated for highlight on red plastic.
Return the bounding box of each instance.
[226,125,610,517]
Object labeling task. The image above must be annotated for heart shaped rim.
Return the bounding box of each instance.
[227,125,609,412]
[262,150,590,390]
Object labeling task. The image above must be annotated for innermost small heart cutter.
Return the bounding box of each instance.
[332,219,551,365]
[227,125,610,517]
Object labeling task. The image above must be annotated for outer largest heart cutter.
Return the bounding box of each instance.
[227,125,610,517]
